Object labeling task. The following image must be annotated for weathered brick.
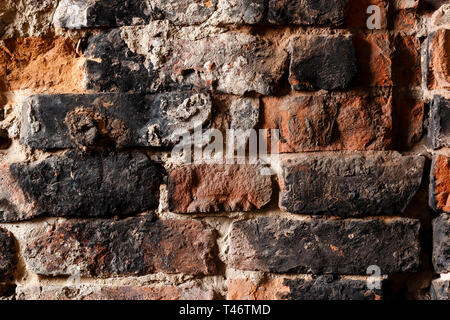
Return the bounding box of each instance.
[433,214,450,273]
[429,95,450,149]
[0,37,83,93]
[393,35,421,87]
[267,0,346,26]
[229,217,421,274]
[394,0,419,9]
[345,0,388,29]
[85,29,287,95]
[430,155,450,212]
[168,164,272,213]
[228,276,383,300]
[24,217,217,277]
[289,35,357,91]
[431,279,450,300]
[53,0,218,28]
[393,89,424,149]
[20,92,211,150]
[279,153,424,216]
[353,33,392,87]
[261,91,393,152]
[17,283,214,300]
[0,228,16,281]
[0,151,162,222]
[423,29,450,90]
[208,0,266,24]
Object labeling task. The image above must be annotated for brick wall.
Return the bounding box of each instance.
[0,0,449,300]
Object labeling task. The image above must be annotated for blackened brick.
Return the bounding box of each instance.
[279,153,424,217]
[229,217,421,274]
[0,151,162,222]
[20,92,211,150]
[0,228,16,280]
[429,95,450,149]
[289,35,358,91]
[433,214,450,273]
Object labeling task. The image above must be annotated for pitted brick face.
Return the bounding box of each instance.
[0,152,163,222]
[0,228,16,281]
[229,217,421,274]
[24,217,217,277]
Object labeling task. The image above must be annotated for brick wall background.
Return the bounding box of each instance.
[0,0,449,300]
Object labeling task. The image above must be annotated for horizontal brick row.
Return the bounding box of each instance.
[0,228,16,281]
[228,276,383,300]
[279,153,425,217]
[0,151,162,222]
[20,92,211,149]
[16,284,214,300]
[229,217,421,274]
[24,216,217,277]
[53,0,350,28]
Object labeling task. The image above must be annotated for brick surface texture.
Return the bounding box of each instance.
[0,0,449,301]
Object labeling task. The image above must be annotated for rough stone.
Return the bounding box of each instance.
[0,228,16,280]
[20,92,211,150]
[229,217,421,274]
[0,151,163,222]
[261,91,393,152]
[228,276,383,300]
[279,153,424,216]
[429,95,450,149]
[289,35,358,91]
[24,217,217,277]
[17,283,214,300]
[431,279,450,300]
[84,29,288,95]
[433,214,450,273]
[168,164,272,213]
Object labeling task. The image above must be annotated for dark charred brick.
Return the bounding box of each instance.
[229,217,421,274]
[168,164,272,213]
[0,227,16,280]
[429,95,450,149]
[53,0,218,28]
[431,279,450,300]
[17,283,214,300]
[432,214,450,273]
[228,276,384,300]
[289,35,358,91]
[279,153,424,217]
[24,217,217,277]
[20,92,211,150]
[268,0,346,26]
[85,29,287,95]
[0,151,163,222]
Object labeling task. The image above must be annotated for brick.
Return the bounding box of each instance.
[85,29,287,95]
[393,35,421,87]
[0,151,162,222]
[261,91,393,152]
[0,228,16,280]
[431,279,450,300]
[345,0,388,29]
[229,217,421,274]
[430,155,450,212]
[279,153,424,216]
[267,0,346,26]
[289,35,357,91]
[0,37,83,93]
[393,0,419,9]
[423,29,450,90]
[53,0,218,28]
[209,0,266,24]
[433,214,450,273]
[353,33,392,87]
[168,164,272,213]
[20,92,211,150]
[17,283,214,300]
[429,95,450,149]
[228,276,383,300]
[24,217,217,277]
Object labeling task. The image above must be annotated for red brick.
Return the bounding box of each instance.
[430,155,450,212]
[168,164,272,213]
